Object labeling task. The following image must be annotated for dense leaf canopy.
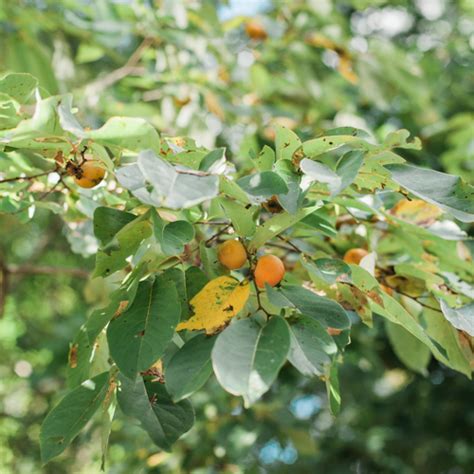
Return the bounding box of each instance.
[0,1,473,473]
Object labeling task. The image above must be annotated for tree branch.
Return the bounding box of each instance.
[7,265,89,279]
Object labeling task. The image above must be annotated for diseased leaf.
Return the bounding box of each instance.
[440,300,474,336]
[298,135,374,159]
[177,276,250,334]
[391,199,443,225]
[254,145,275,171]
[386,164,474,222]
[40,372,110,463]
[275,125,301,161]
[0,72,37,102]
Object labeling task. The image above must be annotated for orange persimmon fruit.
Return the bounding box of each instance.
[73,160,106,188]
[254,254,285,288]
[218,240,247,270]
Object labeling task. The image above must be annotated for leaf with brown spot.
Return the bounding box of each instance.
[177,276,250,335]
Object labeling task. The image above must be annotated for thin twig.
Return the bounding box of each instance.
[84,37,154,97]
[0,169,54,183]
[195,220,231,226]
[205,224,231,246]
[276,234,306,255]
[242,240,271,317]
[7,265,89,279]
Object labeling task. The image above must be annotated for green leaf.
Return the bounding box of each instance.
[254,145,275,171]
[218,198,256,237]
[383,129,421,150]
[67,280,139,387]
[275,159,304,213]
[300,159,341,195]
[100,389,116,471]
[237,171,288,197]
[422,307,471,377]
[199,147,226,172]
[279,285,351,329]
[117,375,194,451]
[94,215,152,278]
[301,213,337,237]
[305,258,352,284]
[212,316,291,407]
[185,266,209,300]
[0,72,37,103]
[440,301,474,336]
[1,96,63,149]
[325,364,341,416]
[93,207,136,246]
[350,266,450,361]
[86,117,160,153]
[248,205,319,252]
[165,334,215,401]
[107,276,180,379]
[163,221,195,255]
[219,176,252,204]
[40,372,110,463]
[299,135,374,159]
[386,164,474,223]
[199,242,227,280]
[288,316,337,376]
[385,320,431,375]
[336,150,364,191]
[117,150,219,209]
[275,125,301,161]
[161,267,188,322]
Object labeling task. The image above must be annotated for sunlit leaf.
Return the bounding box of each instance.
[177,276,250,334]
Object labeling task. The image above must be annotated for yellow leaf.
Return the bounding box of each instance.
[391,199,442,225]
[177,276,250,334]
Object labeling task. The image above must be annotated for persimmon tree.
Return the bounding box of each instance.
[0,72,473,466]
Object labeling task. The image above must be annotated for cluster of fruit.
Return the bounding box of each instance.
[217,239,285,288]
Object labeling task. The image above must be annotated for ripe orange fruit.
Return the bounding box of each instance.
[73,160,106,188]
[218,240,247,270]
[254,255,285,288]
[343,248,368,265]
[245,20,268,41]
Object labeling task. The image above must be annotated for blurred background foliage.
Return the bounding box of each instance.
[0,0,473,473]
